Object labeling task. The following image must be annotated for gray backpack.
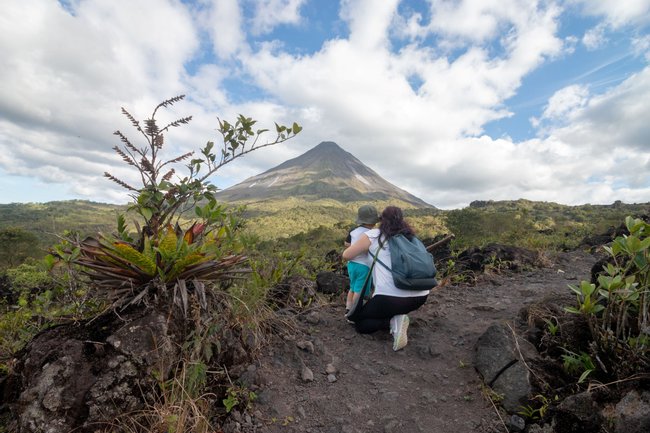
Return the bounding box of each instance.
[372,234,437,291]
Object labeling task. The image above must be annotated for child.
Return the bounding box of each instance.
[344,204,380,315]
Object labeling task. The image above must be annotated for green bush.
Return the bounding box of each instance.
[5,262,52,292]
[565,216,649,380]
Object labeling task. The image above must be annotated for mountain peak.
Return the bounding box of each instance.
[313,141,340,150]
[216,141,432,207]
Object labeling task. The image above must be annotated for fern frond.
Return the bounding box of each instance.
[104,172,138,191]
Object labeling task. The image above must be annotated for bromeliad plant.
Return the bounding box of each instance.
[53,96,301,312]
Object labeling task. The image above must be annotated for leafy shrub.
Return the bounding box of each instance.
[51,96,300,313]
[5,262,52,293]
[565,216,649,381]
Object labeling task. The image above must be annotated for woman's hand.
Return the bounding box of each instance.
[342,233,371,260]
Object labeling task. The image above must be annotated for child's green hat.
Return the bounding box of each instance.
[356,205,380,225]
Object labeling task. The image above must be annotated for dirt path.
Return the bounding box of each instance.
[245,250,597,433]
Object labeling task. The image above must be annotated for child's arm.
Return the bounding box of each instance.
[343,233,371,260]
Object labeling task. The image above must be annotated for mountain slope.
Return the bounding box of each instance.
[216,141,432,207]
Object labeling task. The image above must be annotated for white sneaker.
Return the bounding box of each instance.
[391,314,409,351]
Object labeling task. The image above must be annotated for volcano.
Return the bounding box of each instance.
[216,141,431,207]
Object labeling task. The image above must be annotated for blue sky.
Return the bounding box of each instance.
[0,0,649,209]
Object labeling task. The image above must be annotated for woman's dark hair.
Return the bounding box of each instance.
[379,206,415,240]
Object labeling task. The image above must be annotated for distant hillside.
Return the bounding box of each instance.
[216,141,432,207]
[0,200,128,250]
[1,197,648,266]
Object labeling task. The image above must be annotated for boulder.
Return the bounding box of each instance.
[324,249,345,273]
[316,271,349,295]
[269,275,318,307]
[612,390,650,433]
[5,306,180,433]
[552,391,603,433]
[474,323,539,413]
[457,244,540,273]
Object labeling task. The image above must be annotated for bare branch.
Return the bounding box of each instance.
[426,234,455,252]
[198,138,291,183]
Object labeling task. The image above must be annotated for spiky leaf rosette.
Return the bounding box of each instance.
[55,223,248,311]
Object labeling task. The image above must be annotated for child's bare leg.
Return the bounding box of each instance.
[348,292,360,310]
[346,290,354,310]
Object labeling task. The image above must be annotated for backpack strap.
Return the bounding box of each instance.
[369,235,390,272]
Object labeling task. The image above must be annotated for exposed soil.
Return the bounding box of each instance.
[239,250,598,433]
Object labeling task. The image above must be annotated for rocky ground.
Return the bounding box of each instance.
[229,250,597,433]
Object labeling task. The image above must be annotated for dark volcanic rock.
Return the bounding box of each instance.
[474,323,539,413]
[612,390,650,433]
[268,276,318,308]
[5,307,180,433]
[457,243,540,273]
[316,271,349,295]
[553,391,604,433]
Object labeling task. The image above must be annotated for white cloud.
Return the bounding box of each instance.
[341,0,400,49]
[582,23,608,50]
[632,35,650,62]
[426,0,519,43]
[0,0,648,209]
[250,0,306,35]
[531,84,589,128]
[198,0,246,59]
[551,67,650,152]
[0,0,200,202]
[398,0,562,51]
[238,0,564,200]
[563,35,579,55]
[569,0,650,28]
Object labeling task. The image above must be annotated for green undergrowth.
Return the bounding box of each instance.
[517,216,649,427]
[0,261,104,366]
[2,210,649,431]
